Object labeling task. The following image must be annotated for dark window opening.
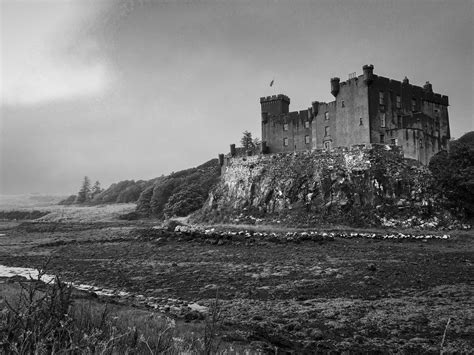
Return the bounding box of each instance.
[325,126,330,137]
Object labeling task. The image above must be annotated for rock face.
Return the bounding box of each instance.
[201,145,432,224]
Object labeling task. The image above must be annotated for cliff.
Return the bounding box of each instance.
[198,145,434,226]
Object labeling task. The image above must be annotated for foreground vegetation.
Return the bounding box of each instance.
[0,272,224,354]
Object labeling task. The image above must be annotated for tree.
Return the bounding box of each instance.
[76,176,91,204]
[91,180,103,199]
[429,133,474,218]
[253,137,261,147]
[240,131,254,150]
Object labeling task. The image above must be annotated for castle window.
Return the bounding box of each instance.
[391,138,398,145]
[325,126,330,137]
[379,91,385,105]
[324,112,329,120]
[324,141,331,150]
[305,135,310,144]
[283,137,288,146]
[304,121,310,129]
[341,100,345,108]
[283,123,289,131]
[380,113,386,128]
[397,115,402,128]
[396,95,401,109]
[380,134,385,143]
[412,98,416,111]
[359,117,363,125]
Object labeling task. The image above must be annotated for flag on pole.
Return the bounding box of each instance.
[270,79,274,87]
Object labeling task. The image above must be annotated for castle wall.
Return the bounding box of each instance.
[333,77,370,148]
[261,95,312,153]
[257,65,449,165]
[368,75,450,164]
[312,102,337,149]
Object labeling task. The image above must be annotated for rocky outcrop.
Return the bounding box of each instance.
[200,145,434,225]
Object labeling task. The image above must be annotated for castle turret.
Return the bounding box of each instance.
[402,76,409,85]
[423,81,433,93]
[363,64,374,85]
[311,101,320,116]
[330,78,340,97]
[260,94,290,115]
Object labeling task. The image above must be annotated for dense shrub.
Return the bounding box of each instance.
[137,159,220,218]
[164,188,205,218]
[429,132,474,219]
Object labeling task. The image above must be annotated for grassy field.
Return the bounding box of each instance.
[0,200,473,352]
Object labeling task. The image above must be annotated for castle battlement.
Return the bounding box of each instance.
[260,94,290,103]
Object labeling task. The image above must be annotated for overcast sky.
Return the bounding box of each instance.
[1,0,473,195]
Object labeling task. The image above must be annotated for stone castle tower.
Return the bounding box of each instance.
[260,65,450,165]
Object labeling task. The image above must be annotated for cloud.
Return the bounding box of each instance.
[2,59,110,106]
[0,0,112,107]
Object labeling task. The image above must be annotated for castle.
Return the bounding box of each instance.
[257,65,450,165]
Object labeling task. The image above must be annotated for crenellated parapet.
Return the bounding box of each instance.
[260,94,291,115]
[259,94,290,104]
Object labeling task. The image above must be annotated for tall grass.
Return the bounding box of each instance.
[0,269,223,354]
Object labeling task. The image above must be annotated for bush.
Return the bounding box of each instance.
[164,188,205,218]
[137,159,220,218]
[429,134,474,219]
[0,268,224,354]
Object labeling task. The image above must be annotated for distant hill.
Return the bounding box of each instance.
[58,179,156,206]
[1,194,67,210]
[59,159,221,219]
